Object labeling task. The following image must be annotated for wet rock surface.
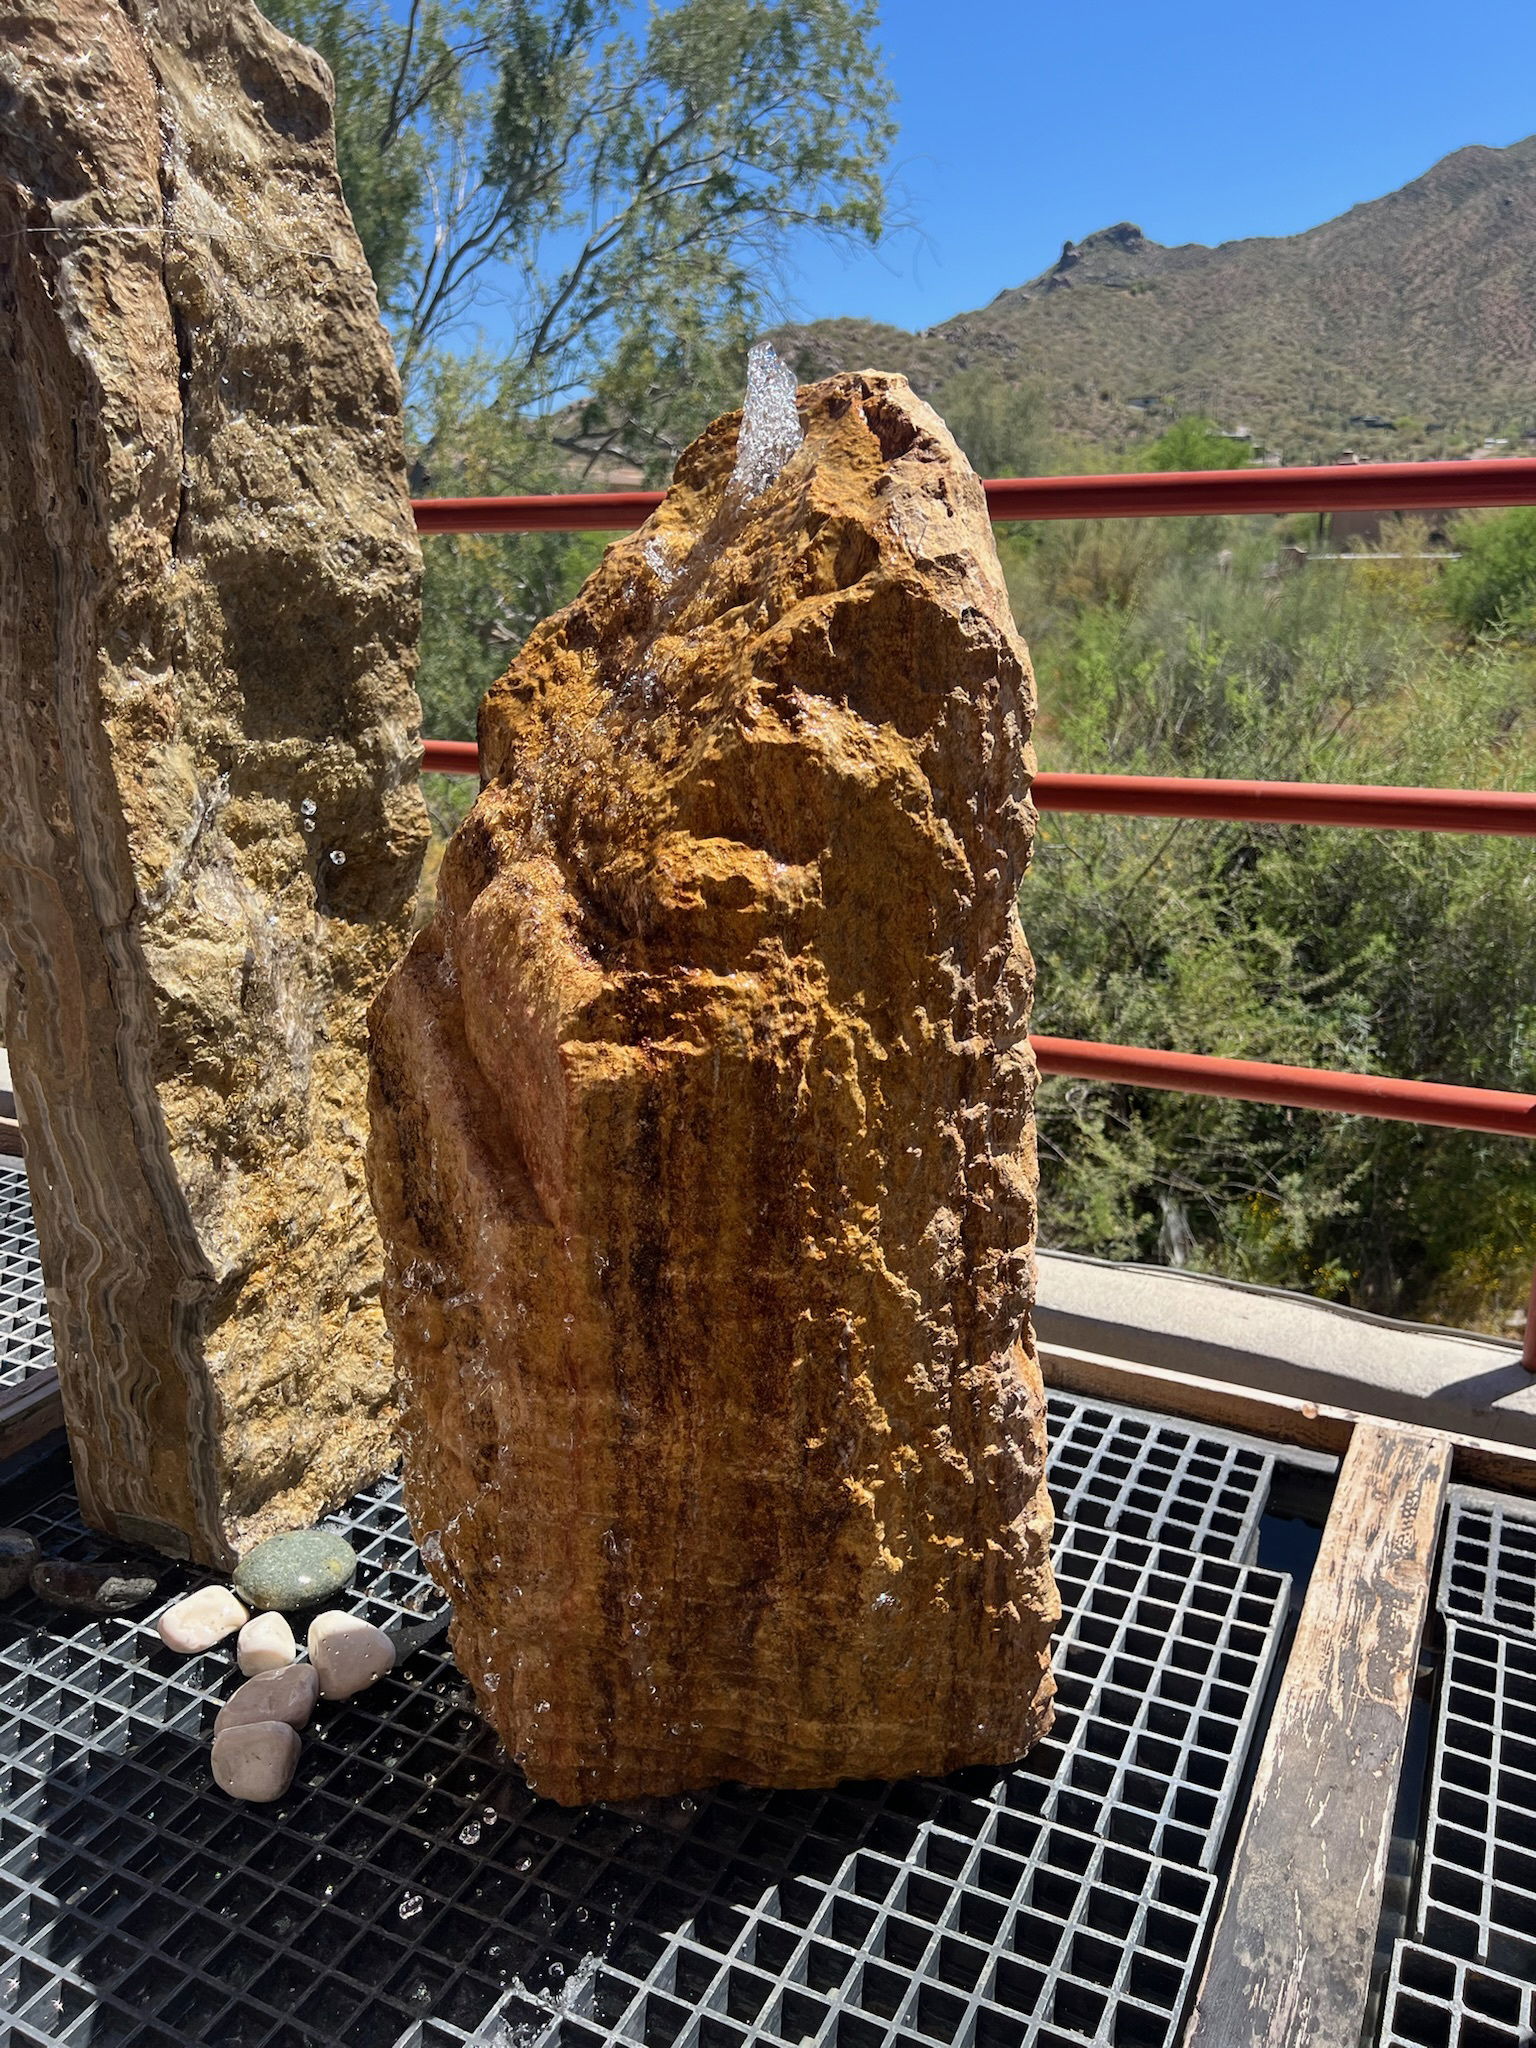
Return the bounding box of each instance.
[211,1719,302,1803]
[234,1529,357,1612]
[32,1561,160,1615]
[0,0,427,1567]
[215,1663,319,1732]
[0,1529,39,1600]
[308,1612,396,1699]
[369,371,1057,1803]
[237,1612,297,1675]
[157,1586,248,1653]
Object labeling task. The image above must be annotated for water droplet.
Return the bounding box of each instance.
[515,1855,534,1873]
[458,1820,482,1846]
[299,798,316,816]
[483,1805,497,1823]
[328,849,346,866]
[397,1892,424,1921]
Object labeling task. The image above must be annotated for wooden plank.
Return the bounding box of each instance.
[1184,1420,1451,2048]
[0,1368,62,1461]
[1038,1335,1536,1497]
[0,1117,21,1158]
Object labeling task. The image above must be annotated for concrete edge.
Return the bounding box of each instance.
[1035,1247,1536,1455]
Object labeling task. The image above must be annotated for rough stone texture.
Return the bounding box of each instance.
[31,1561,160,1614]
[369,372,1057,1803]
[0,1,428,1565]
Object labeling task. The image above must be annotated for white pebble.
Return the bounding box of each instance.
[210,1719,300,1802]
[215,1663,319,1732]
[307,1612,395,1699]
[156,1586,248,1654]
[237,1611,296,1675]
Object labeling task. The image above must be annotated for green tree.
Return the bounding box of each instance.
[263,0,897,757]
[1138,415,1253,472]
[1441,506,1536,638]
[264,0,894,409]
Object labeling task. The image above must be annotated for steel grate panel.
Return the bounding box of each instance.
[0,1456,1292,2048]
[0,1158,52,1393]
[1437,1489,1536,1644]
[1022,1521,1288,1868]
[1380,1940,1536,2048]
[1414,1622,1536,1983]
[1043,1393,1273,1562]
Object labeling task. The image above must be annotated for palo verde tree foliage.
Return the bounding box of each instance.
[264,0,893,422]
[264,0,896,790]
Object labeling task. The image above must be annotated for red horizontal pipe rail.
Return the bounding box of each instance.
[1032,1037,1536,1140]
[1036,772,1536,836]
[411,455,1536,534]
[422,744,1536,837]
[422,738,481,774]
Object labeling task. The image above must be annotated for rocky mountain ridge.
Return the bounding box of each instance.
[780,137,1536,463]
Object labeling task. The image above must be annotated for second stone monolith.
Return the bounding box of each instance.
[0,0,427,1565]
[368,370,1057,1802]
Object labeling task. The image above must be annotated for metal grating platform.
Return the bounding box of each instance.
[1380,1940,1536,2048]
[1043,1394,1273,1563]
[1437,1488,1536,1643]
[1029,1523,1287,1870]
[1413,1621,1536,1983]
[0,1158,51,1392]
[0,1430,1293,2048]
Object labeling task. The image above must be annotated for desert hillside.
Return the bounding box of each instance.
[780,137,1536,463]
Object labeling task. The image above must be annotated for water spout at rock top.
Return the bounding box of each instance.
[729,341,803,498]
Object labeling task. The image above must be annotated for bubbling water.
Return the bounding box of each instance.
[729,341,803,498]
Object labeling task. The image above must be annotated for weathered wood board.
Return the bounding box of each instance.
[1185,1419,1450,2048]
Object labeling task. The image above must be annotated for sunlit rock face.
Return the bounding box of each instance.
[368,371,1056,1802]
[0,0,427,1565]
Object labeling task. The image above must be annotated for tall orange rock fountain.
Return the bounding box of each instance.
[368,361,1057,1802]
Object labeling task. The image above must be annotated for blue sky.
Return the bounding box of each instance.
[784,0,1536,330]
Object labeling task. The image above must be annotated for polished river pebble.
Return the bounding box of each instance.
[232,1528,357,1612]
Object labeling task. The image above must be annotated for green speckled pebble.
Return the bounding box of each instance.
[233,1529,357,1612]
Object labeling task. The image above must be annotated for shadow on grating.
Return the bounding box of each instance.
[0,1158,52,1393]
[1380,1940,1536,2048]
[1044,1394,1273,1563]
[0,1416,1290,2048]
[1436,1488,1536,1644]
[1413,1622,1536,1984]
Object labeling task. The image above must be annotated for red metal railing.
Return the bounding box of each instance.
[414,456,1536,1364]
[422,745,1536,838]
[1033,1039,1536,1139]
[413,455,1536,534]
